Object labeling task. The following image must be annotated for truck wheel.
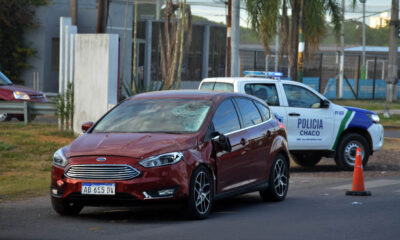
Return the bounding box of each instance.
[259,154,289,202]
[291,153,321,167]
[335,133,370,171]
[51,197,83,216]
[0,113,11,122]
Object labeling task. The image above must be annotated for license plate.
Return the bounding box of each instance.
[81,183,115,195]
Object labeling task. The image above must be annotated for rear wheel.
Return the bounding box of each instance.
[291,153,321,167]
[260,154,289,202]
[51,197,83,216]
[335,133,370,171]
[186,166,213,220]
[0,113,11,122]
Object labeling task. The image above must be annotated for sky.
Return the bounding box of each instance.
[188,0,394,27]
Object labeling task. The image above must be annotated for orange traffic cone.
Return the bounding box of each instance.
[346,148,371,196]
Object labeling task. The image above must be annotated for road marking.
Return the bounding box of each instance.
[330,179,400,190]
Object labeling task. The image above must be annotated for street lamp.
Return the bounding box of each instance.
[360,0,366,79]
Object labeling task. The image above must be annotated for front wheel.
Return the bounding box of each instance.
[335,133,370,171]
[51,197,83,216]
[260,154,289,202]
[0,113,11,122]
[186,166,213,220]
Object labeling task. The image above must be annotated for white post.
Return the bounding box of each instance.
[231,0,240,77]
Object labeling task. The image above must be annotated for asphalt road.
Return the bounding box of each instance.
[1,175,399,240]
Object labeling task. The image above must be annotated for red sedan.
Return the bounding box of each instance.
[51,90,289,219]
[0,71,48,121]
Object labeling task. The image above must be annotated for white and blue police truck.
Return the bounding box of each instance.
[199,71,384,170]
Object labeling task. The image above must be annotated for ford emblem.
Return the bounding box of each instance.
[96,157,106,162]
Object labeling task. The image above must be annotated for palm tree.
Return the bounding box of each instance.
[245,0,342,81]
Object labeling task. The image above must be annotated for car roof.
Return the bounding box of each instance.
[201,77,294,84]
[130,90,254,101]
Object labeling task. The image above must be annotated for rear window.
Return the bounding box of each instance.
[200,82,234,92]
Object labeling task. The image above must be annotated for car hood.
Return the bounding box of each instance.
[0,84,44,95]
[65,132,198,159]
[344,106,375,115]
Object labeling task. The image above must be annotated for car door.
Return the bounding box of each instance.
[211,99,251,193]
[281,84,334,150]
[233,97,268,184]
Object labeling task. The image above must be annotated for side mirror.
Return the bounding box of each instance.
[212,132,232,152]
[81,122,94,133]
[321,99,330,108]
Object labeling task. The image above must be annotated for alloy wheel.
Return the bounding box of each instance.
[193,171,211,215]
[344,141,364,167]
[273,158,288,197]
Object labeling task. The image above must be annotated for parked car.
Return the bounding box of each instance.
[199,71,384,170]
[0,71,48,121]
[51,90,289,219]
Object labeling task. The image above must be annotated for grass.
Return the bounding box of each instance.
[332,99,400,128]
[0,123,76,202]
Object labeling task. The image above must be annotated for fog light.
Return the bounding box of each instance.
[52,189,58,195]
[158,189,174,196]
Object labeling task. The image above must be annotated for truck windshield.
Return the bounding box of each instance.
[0,72,13,85]
[200,82,234,92]
[92,99,212,133]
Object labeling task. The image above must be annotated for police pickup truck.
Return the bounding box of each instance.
[199,71,384,170]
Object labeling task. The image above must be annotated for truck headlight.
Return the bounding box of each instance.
[13,91,30,100]
[139,152,183,168]
[53,148,68,167]
[368,114,380,123]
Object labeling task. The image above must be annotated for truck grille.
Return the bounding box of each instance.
[65,164,140,180]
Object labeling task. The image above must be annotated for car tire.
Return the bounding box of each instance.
[0,113,11,122]
[260,154,289,202]
[51,197,83,216]
[335,133,370,171]
[291,153,321,167]
[186,166,213,220]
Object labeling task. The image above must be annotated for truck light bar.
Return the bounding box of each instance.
[243,71,283,78]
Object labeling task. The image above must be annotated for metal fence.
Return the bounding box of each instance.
[239,49,400,99]
[0,102,56,125]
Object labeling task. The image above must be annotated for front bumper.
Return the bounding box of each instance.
[368,123,384,152]
[51,158,192,205]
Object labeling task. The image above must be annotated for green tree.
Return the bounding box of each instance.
[0,0,49,84]
[245,0,342,81]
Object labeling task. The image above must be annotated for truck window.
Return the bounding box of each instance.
[283,84,321,108]
[244,84,279,106]
[200,82,234,92]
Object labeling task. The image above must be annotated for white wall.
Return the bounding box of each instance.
[73,34,119,134]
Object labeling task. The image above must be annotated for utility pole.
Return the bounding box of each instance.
[297,0,305,82]
[70,0,78,25]
[387,0,399,102]
[226,0,232,77]
[360,0,366,79]
[337,0,345,99]
[231,0,240,77]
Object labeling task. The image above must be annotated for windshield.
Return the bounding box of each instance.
[92,99,212,133]
[0,72,13,85]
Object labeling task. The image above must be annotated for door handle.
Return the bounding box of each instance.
[289,113,300,117]
[266,130,271,138]
[240,138,247,145]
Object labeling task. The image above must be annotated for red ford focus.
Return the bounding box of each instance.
[51,90,289,219]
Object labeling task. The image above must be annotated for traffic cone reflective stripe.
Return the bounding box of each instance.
[345,148,371,196]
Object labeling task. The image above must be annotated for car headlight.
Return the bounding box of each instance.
[139,152,183,168]
[13,91,30,100]
[53,148,68,167]
[368,114,380,123]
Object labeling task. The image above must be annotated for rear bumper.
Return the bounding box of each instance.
[51,160,192,206]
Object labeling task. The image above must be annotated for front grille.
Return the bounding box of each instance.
[65,164,140,180]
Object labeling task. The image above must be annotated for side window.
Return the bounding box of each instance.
[283,84,321,108]
[255,102,271,120]
[212,99,241,134]
[244,84,280,106]
[200,82,215,90]
[235,98,262,128]
[214,83,234,92]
